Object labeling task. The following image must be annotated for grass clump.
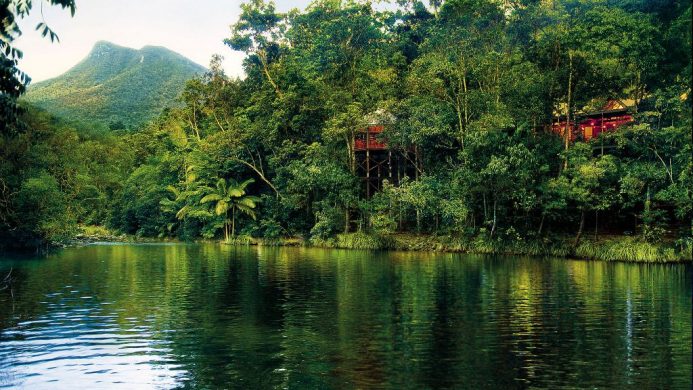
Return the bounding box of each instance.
[223,235,254,246]
[334,232,388,250]
[574,238,681,262]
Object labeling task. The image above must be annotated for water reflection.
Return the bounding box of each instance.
[0,283,185,388]
[0,244,690,389]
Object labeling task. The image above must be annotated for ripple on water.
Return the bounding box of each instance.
[0,302,186,389]
[0,245,690,389]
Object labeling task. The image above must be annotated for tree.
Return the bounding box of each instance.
[550,144,618,246]
[200,178,260,241]
[0,0,76,134]
[225,0,285,97]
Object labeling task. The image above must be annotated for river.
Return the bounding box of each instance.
[0,244,690,389]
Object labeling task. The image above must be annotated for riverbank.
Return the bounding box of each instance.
[54,226,691,263]
[227,232,691,263]
[57,225,176,248]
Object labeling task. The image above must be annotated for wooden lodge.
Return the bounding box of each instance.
[354,113,419,198]
[551,99,634,142]
[354,124,388,151]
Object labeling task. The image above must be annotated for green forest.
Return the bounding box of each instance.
[1,0,691,261]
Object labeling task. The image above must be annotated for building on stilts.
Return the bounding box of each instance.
[354,110,420,199]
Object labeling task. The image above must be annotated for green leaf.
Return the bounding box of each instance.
[200,193,223,204]
[215,200,229,215]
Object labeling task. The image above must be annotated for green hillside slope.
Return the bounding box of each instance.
[23,41,205,129]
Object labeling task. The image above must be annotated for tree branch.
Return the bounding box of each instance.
[234,157,281,199]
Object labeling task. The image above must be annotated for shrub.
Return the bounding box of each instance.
[370,212,397,235]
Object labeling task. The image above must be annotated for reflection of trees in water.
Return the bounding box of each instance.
[81,248,693,388]
[0,264,56,333]
[0,267,23,328]
[0,246,690,388]
[0,268,11,290]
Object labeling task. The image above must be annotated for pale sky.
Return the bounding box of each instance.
[15,0,312,83]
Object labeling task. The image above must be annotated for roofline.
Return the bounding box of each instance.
[552,107,632,122]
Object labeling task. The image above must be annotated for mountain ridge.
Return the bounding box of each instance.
[23,41,206,129]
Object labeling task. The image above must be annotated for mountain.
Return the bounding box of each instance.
[23,41,206,129]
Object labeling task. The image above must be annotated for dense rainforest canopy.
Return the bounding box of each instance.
[0,0,691,258]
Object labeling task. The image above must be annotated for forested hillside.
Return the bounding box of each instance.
[1,0,691,261]
[23,41,205,129]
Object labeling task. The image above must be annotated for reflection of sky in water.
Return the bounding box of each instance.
[0,287,186,389]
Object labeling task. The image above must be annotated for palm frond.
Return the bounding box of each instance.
[175,205,190,220]
[216,178,227,193]
[236,205,258,220]
[215,200,229,216]
[228,178,255,197]
[187,209,214,219]
[200,193,223,204]
[245,195,261,203]
[236,197,258,209]
[185,165,197,183]
[239,178,255,189]
[228,188,245,197]
[166,185,180,197]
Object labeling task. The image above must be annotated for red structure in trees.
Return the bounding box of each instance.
[354,125,387,151]
[354,117,419,198]
[551,100,634,142]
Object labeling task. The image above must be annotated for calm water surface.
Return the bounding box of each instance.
[0,244,690,389]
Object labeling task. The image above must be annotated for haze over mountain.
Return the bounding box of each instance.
[23,41,206,129]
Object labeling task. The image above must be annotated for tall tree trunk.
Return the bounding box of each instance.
[643,185,651,236]
[574,209,585,247]
[344,209,350,234]
[258,51,283,98]
[633,70,641,112]
[232,207,236,237]
[348,133,356,174]
[563,51,574,170]
[456,102,464,149]
[463,73,469,132]
[537,213,545,236]
[490,198,497,237]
